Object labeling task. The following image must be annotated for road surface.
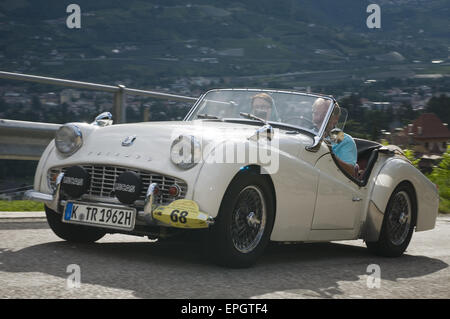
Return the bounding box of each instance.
[0,214,449,299]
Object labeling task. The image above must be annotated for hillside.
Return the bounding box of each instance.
[0,0,449,88]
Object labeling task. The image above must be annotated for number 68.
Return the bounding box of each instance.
[170,209,188,224]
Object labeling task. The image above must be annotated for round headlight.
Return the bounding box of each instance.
[170,135,202,169]
[55,124,83,156]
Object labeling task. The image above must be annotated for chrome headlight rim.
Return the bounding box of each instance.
[55,124,83,156]
[170,135,202,170]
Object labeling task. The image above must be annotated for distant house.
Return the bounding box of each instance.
[405,113,449,154]
[361,101,392,111]
[391,113,450,173]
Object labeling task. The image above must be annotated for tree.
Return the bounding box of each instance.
[364,109,390,141]
[397,103,416,125]
[339,94,364,122]
[426,94,450,125]
[403,149,420,169]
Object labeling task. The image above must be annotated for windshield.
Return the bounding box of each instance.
[186,89,335,135]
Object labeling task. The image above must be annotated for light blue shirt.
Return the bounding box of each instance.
[332,133,357,166]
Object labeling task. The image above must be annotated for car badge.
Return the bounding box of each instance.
[122,135,136,146]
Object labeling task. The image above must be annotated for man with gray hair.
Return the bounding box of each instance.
[312,98,357,177]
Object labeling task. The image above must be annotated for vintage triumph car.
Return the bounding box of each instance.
[26,89,439,267]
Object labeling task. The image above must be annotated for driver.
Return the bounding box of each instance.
[250,93,274,121]
[312,98,357,177]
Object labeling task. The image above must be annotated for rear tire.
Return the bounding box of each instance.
[366,183,416,257]
[208,171,275,268]
[45,205,106,243]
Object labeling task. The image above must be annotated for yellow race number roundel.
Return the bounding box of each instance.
[152,200,210,229]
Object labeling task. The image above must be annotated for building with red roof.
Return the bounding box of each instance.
[390,113,449,173]
[405,113,449,154]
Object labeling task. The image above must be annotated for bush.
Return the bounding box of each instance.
[428,146,450,214]
[403,149,421,169]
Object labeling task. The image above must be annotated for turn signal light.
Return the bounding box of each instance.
[168,185,180,197]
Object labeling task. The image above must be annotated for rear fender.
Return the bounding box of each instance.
[365,158,439,241]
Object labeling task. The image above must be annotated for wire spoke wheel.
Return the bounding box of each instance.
[210,171,274,268]
[231,185,267,253]
[387,191,412,246]
[366,183,417,258]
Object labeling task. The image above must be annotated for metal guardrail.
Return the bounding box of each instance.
[0,71,198,160]
[0,119,60,160]
[0,71,197,124]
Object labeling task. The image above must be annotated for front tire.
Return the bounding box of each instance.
[208,171,275,268]
[366,183,416,257]
[45,205,106,243]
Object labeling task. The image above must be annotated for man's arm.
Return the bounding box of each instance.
[334,156,357,177]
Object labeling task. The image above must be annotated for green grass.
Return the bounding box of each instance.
[0,200,44,212]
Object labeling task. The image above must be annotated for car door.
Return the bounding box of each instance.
[311,152,364,230]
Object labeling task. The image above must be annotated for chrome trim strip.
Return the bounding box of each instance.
[24,190,53,204]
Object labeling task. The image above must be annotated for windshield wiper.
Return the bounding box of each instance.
[239,112,274,141]
[197,113,221,120]
[239,112,267,124]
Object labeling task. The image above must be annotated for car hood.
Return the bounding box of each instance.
[80,120,311,157]
[46,120,312,177]
[38,120,316,194]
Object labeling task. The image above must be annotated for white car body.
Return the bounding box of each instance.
[27,89,439,266]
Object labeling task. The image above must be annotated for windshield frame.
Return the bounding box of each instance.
[184,88,336,137]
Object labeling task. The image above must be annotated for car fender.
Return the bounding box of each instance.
[34,140,56,192]
[192,138,320,241]
[193,138,280,217]
[365,157,439,241]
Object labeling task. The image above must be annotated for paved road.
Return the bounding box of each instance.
[0,215,449,299]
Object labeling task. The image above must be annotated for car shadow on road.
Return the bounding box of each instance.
[0,236,447,298]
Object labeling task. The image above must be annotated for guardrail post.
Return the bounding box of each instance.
[0,71,199,160]
[113,84,126,124]
[143,106,151,122]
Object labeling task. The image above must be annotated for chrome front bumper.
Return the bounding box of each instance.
[24,190,53,204]
[25,172,65,213]
[25,172,214,228]
[25,172,159,226]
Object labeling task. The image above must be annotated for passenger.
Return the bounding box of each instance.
[250,93,274,121]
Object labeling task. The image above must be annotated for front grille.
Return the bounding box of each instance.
[48,165,187,205]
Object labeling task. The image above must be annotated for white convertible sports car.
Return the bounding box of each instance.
[26,89,439,267]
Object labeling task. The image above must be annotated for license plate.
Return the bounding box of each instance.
[63,201,136,231]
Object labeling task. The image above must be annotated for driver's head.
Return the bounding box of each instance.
[251,93,274,121]
[312,98,331,128]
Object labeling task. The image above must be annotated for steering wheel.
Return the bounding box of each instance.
[283,116,315,129]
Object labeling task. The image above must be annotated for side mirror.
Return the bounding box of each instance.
[92,112,113,127]
[305,135,322,152]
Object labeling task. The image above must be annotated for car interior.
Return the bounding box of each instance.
[330,138,382,187]
[355,138,382,184]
